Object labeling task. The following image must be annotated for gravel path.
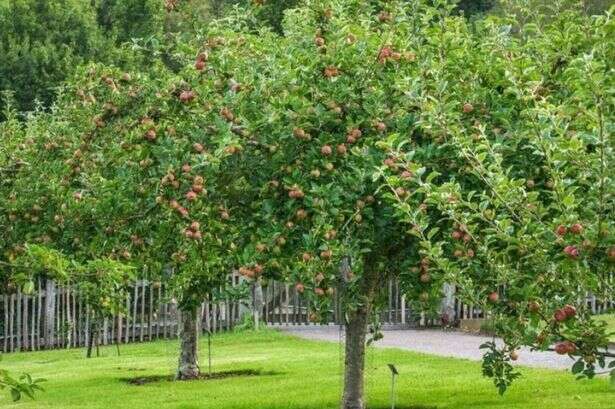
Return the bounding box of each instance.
[278,325,609,370]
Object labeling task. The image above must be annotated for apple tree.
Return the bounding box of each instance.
[0,19,276,378]
[238,0,614,407]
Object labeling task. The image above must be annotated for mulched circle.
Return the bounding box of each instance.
[120,369,282,386]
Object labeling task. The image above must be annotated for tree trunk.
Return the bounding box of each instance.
[440,283,456,327]
[252,279,264,330]
[341,304,371,409]
[86,314,96,358]
[340,256,379,409]
[176,306,200,380]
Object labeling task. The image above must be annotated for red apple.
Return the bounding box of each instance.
[179,90,195,103]
[186,191,198,201]
[528,301,540,313]
[193,143,204,153]
[555,341,576,355]
[554,309,568,322]
[320,249,332,259]
[462,102,474,113]
[555,225,567,236]
[562,304,576,318]
[375,121,387,132]
[563,245,579,259]
[323,66,339,78]
[570,223,583,235]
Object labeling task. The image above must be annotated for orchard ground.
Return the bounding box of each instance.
[1,330,613,409]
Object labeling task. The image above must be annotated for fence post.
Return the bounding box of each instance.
[140,281,146,342]
[148,284,154,340]
[36,279,42,349]
[3,294,8,352]
[401,295,406,325]
[44,279,56,349]
[16,289,22,352]
[441,283,456,326]
[132,282,138,342]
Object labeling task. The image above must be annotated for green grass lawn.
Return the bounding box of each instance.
[1,329,613,409]
[597,314,615,341]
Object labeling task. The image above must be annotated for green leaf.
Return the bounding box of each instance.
[571,360,584,374]
[427,228,440,240]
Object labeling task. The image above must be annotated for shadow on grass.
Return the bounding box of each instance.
[120,369,284,385]
[368,406,437,409]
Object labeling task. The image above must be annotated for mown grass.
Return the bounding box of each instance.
[597,314,615,341]
[1,329,613,409]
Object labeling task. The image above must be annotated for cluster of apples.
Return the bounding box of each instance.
[195,52,208,71]
[183,221,202,241]
[378,46,402,64]
[410,257,432,285]
[556,223,584,259]
[554,340,577,355]
[553,304,577,322]
[238,264,263,280]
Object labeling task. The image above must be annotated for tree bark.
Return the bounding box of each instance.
[176,306,200,380]
[340,258,378,409]
[86,314,96,358]
[341,304,371,409]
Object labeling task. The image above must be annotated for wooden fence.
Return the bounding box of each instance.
[259,279,414,326]
[257,279,615,326]
[0,275,246,353]
[452,292,615,321]
[2,276,613,353]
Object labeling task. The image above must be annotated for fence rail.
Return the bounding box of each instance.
[1,276,613,353]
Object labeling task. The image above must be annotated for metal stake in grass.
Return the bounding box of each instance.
[387,364,399,409]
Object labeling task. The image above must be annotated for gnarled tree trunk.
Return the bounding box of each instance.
[176,306,200,380]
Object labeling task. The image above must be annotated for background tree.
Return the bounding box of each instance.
[0,0,111,118]
[95,0,163,43]
[0,18,274,377]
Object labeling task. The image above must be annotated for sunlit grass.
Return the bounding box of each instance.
[597,314,615,341]
[1,329,613,409]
